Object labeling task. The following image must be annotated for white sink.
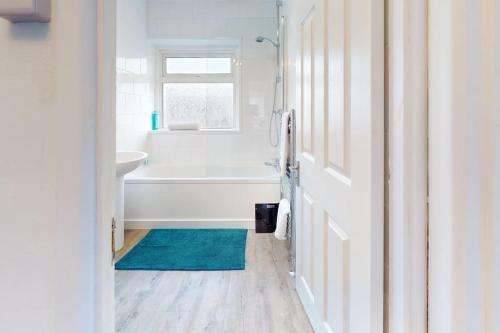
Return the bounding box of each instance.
[115,151,148,251]
[116,151,148,177]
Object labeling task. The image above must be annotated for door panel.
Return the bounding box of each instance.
[300,190,316,302]
[324,214,350,333]
[325,0,350,176]
[300,8,315,159]
[289,0,384,331]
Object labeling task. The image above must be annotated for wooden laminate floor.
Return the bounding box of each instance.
[115,229,313,333]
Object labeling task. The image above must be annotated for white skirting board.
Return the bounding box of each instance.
[125,218,255,230]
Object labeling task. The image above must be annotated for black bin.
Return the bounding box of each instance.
[255,203,279,233]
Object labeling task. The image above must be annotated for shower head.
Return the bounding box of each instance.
[255,36,279,48]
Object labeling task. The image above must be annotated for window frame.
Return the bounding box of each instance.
[158,48,241,132]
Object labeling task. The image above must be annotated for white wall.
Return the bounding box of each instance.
[116,0,154,152]
[385,0,428,332]
[0,1,98,332]
[428,0,499,332]
[115,0,279,167]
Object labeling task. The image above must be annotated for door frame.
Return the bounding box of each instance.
[96,0,117,332]
[385,0,428,331]
[94,0,429,331]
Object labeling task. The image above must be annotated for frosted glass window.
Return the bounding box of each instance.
[163,83,234,129]
[166,58,232,74]
[161,50,239,130]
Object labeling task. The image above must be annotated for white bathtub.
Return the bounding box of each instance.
[124,165,281,229]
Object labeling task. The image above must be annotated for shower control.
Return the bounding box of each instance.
[265,159,280,173]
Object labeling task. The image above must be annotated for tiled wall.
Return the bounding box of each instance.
[116,0,155,152]
[117,0,281,167]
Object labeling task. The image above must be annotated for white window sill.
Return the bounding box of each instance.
[148,128,241,135]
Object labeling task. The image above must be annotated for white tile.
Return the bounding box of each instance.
[116,57,126,71]
[125,58,142,74]
[148,1,194,19]
[134,82,148,96]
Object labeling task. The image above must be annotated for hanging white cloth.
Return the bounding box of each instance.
[275,198,291,240]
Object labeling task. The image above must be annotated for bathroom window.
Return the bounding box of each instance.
[160,51,240,130]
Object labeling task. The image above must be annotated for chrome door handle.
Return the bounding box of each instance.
[290,161,300,187]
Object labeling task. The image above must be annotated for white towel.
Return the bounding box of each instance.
[275,198,291,240]
[168,122,200,131]
[279,112,291,176]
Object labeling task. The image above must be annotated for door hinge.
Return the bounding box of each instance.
[111,217,117,264]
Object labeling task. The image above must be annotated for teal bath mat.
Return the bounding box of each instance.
[115,229,248,271]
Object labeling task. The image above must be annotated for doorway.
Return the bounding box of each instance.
[96,0,424,332]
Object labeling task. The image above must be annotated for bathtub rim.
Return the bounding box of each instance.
[125,176,280,184]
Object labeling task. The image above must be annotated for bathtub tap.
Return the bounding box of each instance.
[265,159,280,173]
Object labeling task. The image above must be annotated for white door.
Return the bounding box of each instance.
[288,0,384,331]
